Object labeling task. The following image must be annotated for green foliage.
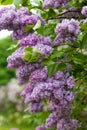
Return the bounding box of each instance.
[0,0,13,5]
[47,63,66,77]
[0,36,17,86]
[24,46,40,63]
[13,0,23,8]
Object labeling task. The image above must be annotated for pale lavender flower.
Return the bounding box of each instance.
[66,76,75,89]
[43,0,68,9]
[54,19,81,45]
[7,47,25,69]
[81,6,87,16]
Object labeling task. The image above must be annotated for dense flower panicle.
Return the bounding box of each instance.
[17,7,30,16]
[8,36,53,85]
[54,71,64,80]
[20,15,45,26]
[12,14,45,40]
[0,6,16,15]
[19,35,53,57]
[0,7,16,30]
[54,19,81,45]
[57,118,78,130]
[11,29,29,40]
[45,112,57,128]
[64,91,75,102]
[53,88,64,100]
[29,67,47,82]
[34,44,53,57]
[7,47,25,69]
[29,101,43,113]
[18,34,52,47]
[21,84,33,98]
[81,6,87,16]
[66,76,75,89]
[21,67,78,130]
[0,7,45,40]
[16,63,40,85]
[18,34,40,47]
[43,0,68,9]
[30,82,52,101]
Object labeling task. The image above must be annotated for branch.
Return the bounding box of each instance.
[50,8,84,20]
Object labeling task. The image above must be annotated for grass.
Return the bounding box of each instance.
[0,114,35,130]
[0,124,34,130]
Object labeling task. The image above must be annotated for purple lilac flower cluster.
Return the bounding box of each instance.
[7,33,53,84]
[18,34,52,46]
[81,6,87,16]
[54,19,81,45]
[21,68,78,130]
[16,63,40,85]
[0,6,45,40]
[7,47,25,69]
[43,0,68,9]
[18,34,53,57]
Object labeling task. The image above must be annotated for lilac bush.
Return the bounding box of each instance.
[0,0,87,130]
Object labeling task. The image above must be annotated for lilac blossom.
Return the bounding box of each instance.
[54,19,81,45]
[18,34,52,47]
[21,67,78,130]
[43,0,68,9]
[81,6,87,16]
[7,47,25,69]
[0,7,45,40]
[16,63,40,85]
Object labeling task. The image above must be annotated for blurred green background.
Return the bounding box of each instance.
[0,36,30,130]
[0,36,16,86]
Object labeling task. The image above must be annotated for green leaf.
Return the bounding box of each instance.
[47,63,66,77]
[24,52,32,61]
[24,25,34,32]
[79,0,85,3]
[13,0,23,7]
[57,63,67,71]
[72,53,87,64]
[42,59,54,66]
[51,50,64,59]
[81,23,87,32]
[30,0,42,7]
[29,48,40,62]
[7,44,18,51]
[24,47,40,63]
[22,0,30,6]
[0,0,13,5]
[47,63,58,77]
[36,20,57,38]
[25,46,33,52]
[33,20,42,30]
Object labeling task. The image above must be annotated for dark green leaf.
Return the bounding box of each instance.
[47,63,66,77]
[33,20,41,30]
[24,25,34,32]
